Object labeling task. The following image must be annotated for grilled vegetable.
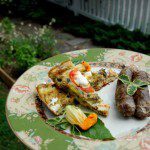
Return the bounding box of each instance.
[115,67,136,117]
[66,105,98,130]
[66,105,87,125]
[79,113,98,130]
[47,105,114,140]
[82,61,91,71]
[133,70,150,119]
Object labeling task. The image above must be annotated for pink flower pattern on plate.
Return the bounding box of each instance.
[12,85,31,94]
[130,53,143,62]
[139,137,150,150]
[34,136,42,144]
[119,51,126,56]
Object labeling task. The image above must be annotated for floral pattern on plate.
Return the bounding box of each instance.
[6,48,150,150]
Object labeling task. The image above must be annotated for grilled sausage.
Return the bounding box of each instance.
[115,67,136,116]
[133,70,150,119]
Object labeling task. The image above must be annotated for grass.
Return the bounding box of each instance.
[0,80,28,149]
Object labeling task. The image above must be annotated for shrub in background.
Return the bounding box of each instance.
[0,1,149,55]
[63,20,149,54]
[32,25,58,60]
[0,0,45,19]
[0,18,58,77]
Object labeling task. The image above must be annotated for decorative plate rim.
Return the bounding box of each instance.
[6,48,150,150]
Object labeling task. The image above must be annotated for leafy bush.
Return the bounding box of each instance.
[0,1,149,55]
[0,0,46,19]
[0,18,57,76]
[62,18,150,54]
[32,25,58,60]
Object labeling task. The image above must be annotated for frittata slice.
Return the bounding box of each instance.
[48,60,110,116]
[84,69,118,91]
[36,83,74,115]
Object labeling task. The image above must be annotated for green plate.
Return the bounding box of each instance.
[6,48,150,150]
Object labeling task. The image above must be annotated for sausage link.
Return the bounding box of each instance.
[115,67,136,116]
[133,71,150,119]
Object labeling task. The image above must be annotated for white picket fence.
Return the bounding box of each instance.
[48,0,150,34]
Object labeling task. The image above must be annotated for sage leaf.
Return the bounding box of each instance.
[133,79,149,87]
[71,118,115,140]
[118,74,130,84]
[118,73,149,96]
[127,84,137,96]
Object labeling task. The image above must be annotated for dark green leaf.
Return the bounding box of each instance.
[133,79,149,87]
[127,84,137,96]
[118,74,130,84]
[55,122,70,130]
[46,117,60,126]
[71,118,115,140]
[46,117,70,130]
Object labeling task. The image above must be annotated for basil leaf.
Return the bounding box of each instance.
[133,79,149,87]
[71,118,115,140]
[127,84,137,96]
[118,74,130,84]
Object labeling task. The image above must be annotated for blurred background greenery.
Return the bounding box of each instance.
[0,0,149,149]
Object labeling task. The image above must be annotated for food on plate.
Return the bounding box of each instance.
[115,67,136,117]
[46,105,114,140]
[132,70,150,119]
[65,105,98,130]
[86,68,118,91]
[36,83,74,115]
[81,61,91,71]
[48,60,110,116]
[35,59,149,141]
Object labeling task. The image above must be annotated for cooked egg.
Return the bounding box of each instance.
[50,104,61,112]
[84,71,92,78]
[51,97,58,105]
[74,71,89,87]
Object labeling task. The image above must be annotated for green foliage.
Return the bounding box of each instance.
[0,0,45,19]
[71,118,115,140]
[47,117,70,130]
[0,0,149,54]
[32,26,58,60]
[28,8,46,19]
[118,74,130,84]
[127,84,138,96]
[8,37,38,70]
[0,0,12,5]
[118,74,149,96]
[0,17,14,34]
[47,115,115,140]
[63,20,150,54]
[0,18,57,75]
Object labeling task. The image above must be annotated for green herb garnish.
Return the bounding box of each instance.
[46,116,115,140]
[118,74,149,96]
[71,118,115,140]
[46,117,70,130]
[118,74,131,84]
[127,84,138,96]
